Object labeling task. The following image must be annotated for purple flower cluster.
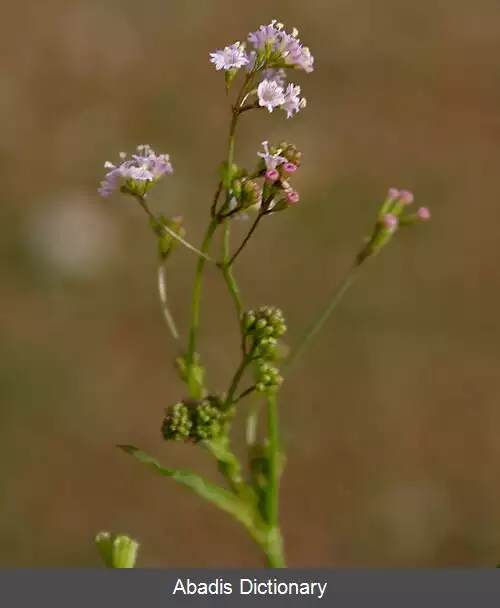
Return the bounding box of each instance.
[98,145,173,198]
[209,19,313,119]
[258,141,301,210]
[247,20,314,72]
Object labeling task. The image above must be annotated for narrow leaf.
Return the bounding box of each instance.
[118,445,256,530]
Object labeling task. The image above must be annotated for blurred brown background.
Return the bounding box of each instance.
[1,0,500,567]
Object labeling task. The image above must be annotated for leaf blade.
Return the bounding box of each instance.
[118,445,257,531]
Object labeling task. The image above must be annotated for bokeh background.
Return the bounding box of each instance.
[2,0,500,567]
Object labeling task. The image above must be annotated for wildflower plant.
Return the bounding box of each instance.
[95,20,430,568]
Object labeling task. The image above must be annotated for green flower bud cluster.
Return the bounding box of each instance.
[162,396,233,443]
[276,141,302,168]
[231,177,262,211]
[256,141,302,178]
[242,306,287,361]
[255,361,283,393]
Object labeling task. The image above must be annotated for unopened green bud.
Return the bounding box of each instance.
[240,179,262,209]
[232,179,242,199]
[242,312,256,331]
[256,318,268,330]
[95,532,139,568]
[277,142,301,167]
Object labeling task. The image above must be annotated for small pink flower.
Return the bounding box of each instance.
[400,190,414,205]
[286,190,300,204]
[384,214,398,232]
[417,207,431,220]
[265,169,280,182]
[282,162,297,174]
[388,188,401,201]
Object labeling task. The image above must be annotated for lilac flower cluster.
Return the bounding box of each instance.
[227,140,302,219]
[247,20,314,72]
[209,20,313,119]
[98,145,173,198]
[258,141,300,206]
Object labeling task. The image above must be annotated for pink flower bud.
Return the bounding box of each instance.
[388,188,401,201]
[417,206,431,220]
[400,190,414,205]
[265,169,280,182]
[283,162,297,174]
[384,214,398,232]
[286,190,300,204]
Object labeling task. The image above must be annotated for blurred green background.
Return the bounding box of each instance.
[1,0,500,567]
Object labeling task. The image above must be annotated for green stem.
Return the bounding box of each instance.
[185,77,252,388]
[282,263,360,375]
[185,216,219,393]
[266,392,280,527]
[220,220,244,320]
[234,385,256,404]
[228,213,263,266]
[224,348,255,408]
[264,532,286,568]
[264,391,286,567]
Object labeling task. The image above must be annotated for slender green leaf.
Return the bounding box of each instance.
[118,445,256,530]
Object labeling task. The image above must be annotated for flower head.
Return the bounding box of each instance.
[400,190,414,205]
[283,162,297,175]
[281,83,307,118]
[257,141,288,171]
[387,188,401,201]
[265,169,280,182]
[257,79,286,112]
[248,20,283,50]
[417,206,431,220]
[248,20,314,73]
[210,42,249,71]
[98,145,173,198]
